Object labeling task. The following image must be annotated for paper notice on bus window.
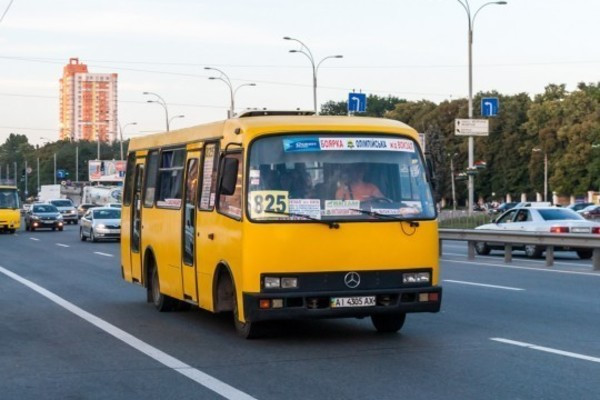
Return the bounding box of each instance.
[289,199,321,219]
[323,200,360,216]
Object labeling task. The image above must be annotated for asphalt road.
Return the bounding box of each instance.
[1,226,599,399]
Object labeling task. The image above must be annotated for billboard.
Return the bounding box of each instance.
[88,160,126,182]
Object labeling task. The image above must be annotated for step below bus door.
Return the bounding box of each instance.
[130,162,144,283]
[181,153,200,302]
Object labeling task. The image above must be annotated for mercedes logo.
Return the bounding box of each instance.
[344,272,361,289]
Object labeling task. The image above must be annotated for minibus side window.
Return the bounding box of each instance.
[156,149,185,209]
[143,150,159,208]
[123,152,136,206]
[217,152,243,219]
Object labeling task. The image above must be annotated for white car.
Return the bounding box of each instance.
[475,206,600,259]
[48,199,78,224]
[79,207,121,242]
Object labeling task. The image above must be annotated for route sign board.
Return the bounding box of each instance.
[481,97,499,117]
[348,93,367,113]
[455,118,489,136]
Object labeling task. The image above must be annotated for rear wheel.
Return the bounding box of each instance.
[150,263,178,312]
[371,313,406,333]
[525,244,543,258]
[577,249,593,260]
[475,242,491,255]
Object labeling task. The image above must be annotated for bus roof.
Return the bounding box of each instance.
[128,115,418,152]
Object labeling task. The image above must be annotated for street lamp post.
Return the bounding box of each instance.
[532,148,548,202]
[284,36,343,115]
[449,153,458,211]
[205,67,256,118]
[456,0,507,214]
[118,122,137,160]
[143,92,170,132]
[168,115,185,129]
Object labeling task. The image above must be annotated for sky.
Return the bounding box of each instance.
[0,0,598,145]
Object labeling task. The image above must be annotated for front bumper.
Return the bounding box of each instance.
[243,286,442,322]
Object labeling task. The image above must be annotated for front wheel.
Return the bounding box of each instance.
[80,228,86,241]
[150,263,178,312]
[475,242,491,255]
[8,229,15,234]
[577,249,593,260]
[371,313,406,333]
[233,292,263,339]
[90,229,97,242]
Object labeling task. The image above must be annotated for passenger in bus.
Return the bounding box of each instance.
[335,163,384,201]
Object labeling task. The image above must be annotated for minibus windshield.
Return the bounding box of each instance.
[0,188,19,209]
[247,134,436,222]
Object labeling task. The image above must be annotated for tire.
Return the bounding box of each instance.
[52,227,56,231]
[90,229,97,242]
[30,226,35,232]
[232,282,263,339]
[9,229,15,234]
[577,249,593,260]
[25,223,29,231]
[58,227,64,232]
[80,228,86,241]
[475,242,491,255]
[524,244,543,258]
[371,313,406,333]
[150,263,178,312]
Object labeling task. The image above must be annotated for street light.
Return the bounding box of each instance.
[118,122,137,160]
[449,152,459,211]
[455,0,507,215]
[205,67,256,118]
[532,148,548,202]
[168,115,185,129]
[143,92,170,132]
[284,36,343,115]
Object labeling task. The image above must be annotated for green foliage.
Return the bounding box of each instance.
[320,94,406,117]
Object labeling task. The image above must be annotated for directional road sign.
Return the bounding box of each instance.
[348,93,367,113]
[481,97,499,117]
[455,119,489,136]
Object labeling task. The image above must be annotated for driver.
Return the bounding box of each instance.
[335,163,384,201]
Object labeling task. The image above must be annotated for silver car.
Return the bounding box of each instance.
[79,207,121,242]
[49,199,78,224]
[475,206,600,259]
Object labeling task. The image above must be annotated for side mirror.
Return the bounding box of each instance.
[219,157,239,196]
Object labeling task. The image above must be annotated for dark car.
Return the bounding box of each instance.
[567,202,595,212]
[581,205,600,220]
[25,203,64,231]
[488,202,518,215]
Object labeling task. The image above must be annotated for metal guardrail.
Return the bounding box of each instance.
[439,229,600,271]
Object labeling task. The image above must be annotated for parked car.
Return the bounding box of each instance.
[25,203,64,231]
[580,205,600,220]
[77,203,96,219]
[487,202,518,215]
[567,202,595,212]
[475,206,600,259]
[48,199,78,224]
[80,207,121,242]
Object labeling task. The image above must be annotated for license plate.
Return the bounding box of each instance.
[571,227,590,233]
[109,229,120,234]
[330,296,376,308]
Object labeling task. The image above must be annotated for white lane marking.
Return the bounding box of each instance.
[0,265,257,400]
[93,252,113,257]
[444,279,524,291]
[443,252,589,268]
[491,338,600,364]
[56,243,70,248]
[29,237,39,241]
[442,258,600,277]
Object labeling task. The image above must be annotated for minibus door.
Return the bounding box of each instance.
[181,152,200,302]
[130,161,144,282]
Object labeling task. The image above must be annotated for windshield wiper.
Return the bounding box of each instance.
[265,210,340,229]
[349,209,420,227]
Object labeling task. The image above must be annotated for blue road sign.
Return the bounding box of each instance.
[481,97,499,117]
[348,93,367,113]
[56,169,69,179]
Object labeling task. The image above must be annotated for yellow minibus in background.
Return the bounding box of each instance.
[0,185,20,234]
[121,111,441,338]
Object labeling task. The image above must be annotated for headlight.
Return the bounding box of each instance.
[281,277,298,289]
[96,224,106,229]
[264,277,280,289]
[403,272,431,284]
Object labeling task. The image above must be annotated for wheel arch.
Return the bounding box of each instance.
[212,260,236,313]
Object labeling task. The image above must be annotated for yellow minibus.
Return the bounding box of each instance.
[121,112,441,338]
[0,185,20,233]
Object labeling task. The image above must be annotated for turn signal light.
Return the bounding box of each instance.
[550,226,569,233]
[259,299,271,309]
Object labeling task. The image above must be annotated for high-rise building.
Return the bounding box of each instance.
[59,58,118,142]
